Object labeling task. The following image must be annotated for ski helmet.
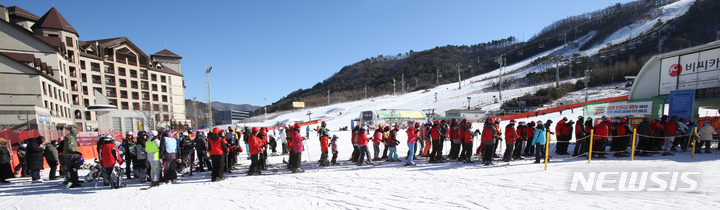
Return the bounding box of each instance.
[75,156,85,166]
[487,118,494,124]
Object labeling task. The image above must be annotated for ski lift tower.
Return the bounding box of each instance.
[584,70,592,102]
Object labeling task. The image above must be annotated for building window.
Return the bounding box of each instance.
[133,102,140,110]
[152,84,158,91]
[152,94,158,101]
[42,82,47,95]
[130,70,137,78]
[80,60,86,69]
[66,37,73,47]
[160,76,166,83]
[121,102,129,110]
[151,74,157,81]
[132,92,139,100]
[131,81,138,89]
[112,117,122,131]
[162,95,168,102]
[91,62,100,72]
[118,67,126,76]
[120,90,128,99]
[161,85,167,92]
[84,99,89,107]
[119,79,127,87]
[85,111,92,120]
[124,117,134,132]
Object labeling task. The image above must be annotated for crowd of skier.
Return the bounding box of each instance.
[0,113,717,189]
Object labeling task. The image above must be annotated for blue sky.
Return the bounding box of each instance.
[7,0,632,107]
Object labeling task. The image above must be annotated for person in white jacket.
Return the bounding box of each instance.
[697,122,718,154]
[278,128,288,155]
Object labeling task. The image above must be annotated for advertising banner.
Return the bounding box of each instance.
[660,47,720,95]
[292,101,305,108]
[584,98,665,127]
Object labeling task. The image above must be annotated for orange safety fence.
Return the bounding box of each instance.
[1,128,128,173]
[497,95,629,121]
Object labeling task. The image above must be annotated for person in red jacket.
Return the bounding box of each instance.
[556,118,573,155]
[662,115,679,156]
[459,122,475,163]
[405,122,420,166]
[247,127,262,176]
[429,121,442,163]
[372,128,383,161]
[259,128,269,170]
[523,121,536,156]
[99,136,124,189]
[481,119,500,165]
[503,120,519,162]
[356,127,372,166]
[592,116,610,159]
[208,128,228,181]
[448,120,461,159]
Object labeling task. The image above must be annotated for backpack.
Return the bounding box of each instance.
[182,137,194,149]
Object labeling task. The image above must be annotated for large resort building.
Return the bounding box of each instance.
[0,5,188,132]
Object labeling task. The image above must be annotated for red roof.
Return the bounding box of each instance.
[152,49,182,58]
[31,7,79,36]
[7,6,40,21]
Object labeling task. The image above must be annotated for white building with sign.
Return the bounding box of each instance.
[630,40,720,121]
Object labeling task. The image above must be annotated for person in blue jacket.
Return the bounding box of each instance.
[532,120,548,164]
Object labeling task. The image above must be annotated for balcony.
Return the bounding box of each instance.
[116,58,126,64]
[132,94,139,100]
[128,60,137,66]
[92,79,101,85]
[152,87,158,91]
[119,82,127,88]
[105,81,116,86]
[140,74,147,79]
[104,56,114,62]
[121,104,129,110]
[104,68,115,74]
[107,93,117,98]
[83,89,88,95]
[91,66,100,72]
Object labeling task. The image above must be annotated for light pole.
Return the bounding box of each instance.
[555,57,560,87]
[434,93,438,103]
[327,90,330,106]
[393,78,396,95]
[193,96,198,129]
[496,55,505,101]
[456,63,461,89]
[205,66,213,127]
[584,69,592,102]
[307,111,312,121]
[264,98,267,122]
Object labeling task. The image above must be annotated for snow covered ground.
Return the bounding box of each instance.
[2,108,719,209]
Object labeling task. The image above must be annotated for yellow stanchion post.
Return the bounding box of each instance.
[544,131,550,170]
[588,129,594,163]
[137,121,144,131]
[692,127,698,158]
[631,128,637,161]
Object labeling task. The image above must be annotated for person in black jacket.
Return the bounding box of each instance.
[514,122,527,160]
[27,136,47,183]
[194,132,212,172]
[636,118,654,156]
[0,138,15,183]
